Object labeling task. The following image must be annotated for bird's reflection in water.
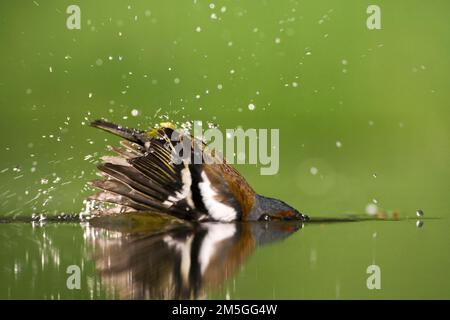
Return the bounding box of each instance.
[85,215,302,299]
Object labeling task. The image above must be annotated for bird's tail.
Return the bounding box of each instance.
[88,119,205,221]
[90,119,146,144]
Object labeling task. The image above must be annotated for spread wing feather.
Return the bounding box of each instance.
[88,119,255,221]
[89,120,206,220]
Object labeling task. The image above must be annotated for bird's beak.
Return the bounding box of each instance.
[271,211,310,221]
[297,212,310,221]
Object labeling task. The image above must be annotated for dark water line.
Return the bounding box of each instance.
[0,213,438,225]
[308,215,440,223]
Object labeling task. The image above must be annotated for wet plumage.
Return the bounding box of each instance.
[88,119,308,222]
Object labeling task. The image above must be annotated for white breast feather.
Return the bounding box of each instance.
[198,171,237,222]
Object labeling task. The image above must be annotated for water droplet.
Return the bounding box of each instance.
[416,209,424,217]
[195,26,202,32]
[174,78,180,84]
[365,203,378,216]
[275,37,281,44]
[95,58,103,66]
[416,220,424,228]
[310,167,318,175]
[248,103,255,111]
[336,141,342,148]
[131,109,140,117]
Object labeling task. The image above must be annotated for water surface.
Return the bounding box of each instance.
[1,215,448,299]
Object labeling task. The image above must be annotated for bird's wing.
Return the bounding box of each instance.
[89,120,255,221]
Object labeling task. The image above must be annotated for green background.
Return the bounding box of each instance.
[0,0,449,299]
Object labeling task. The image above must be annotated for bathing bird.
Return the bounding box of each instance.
[88,119,309,222]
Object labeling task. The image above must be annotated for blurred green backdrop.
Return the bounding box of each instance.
[1,0,449,217]
[0,0,449,299]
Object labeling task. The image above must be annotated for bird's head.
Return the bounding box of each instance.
[249,194,309,222]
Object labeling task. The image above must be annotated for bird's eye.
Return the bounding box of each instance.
[260,214,271,222]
